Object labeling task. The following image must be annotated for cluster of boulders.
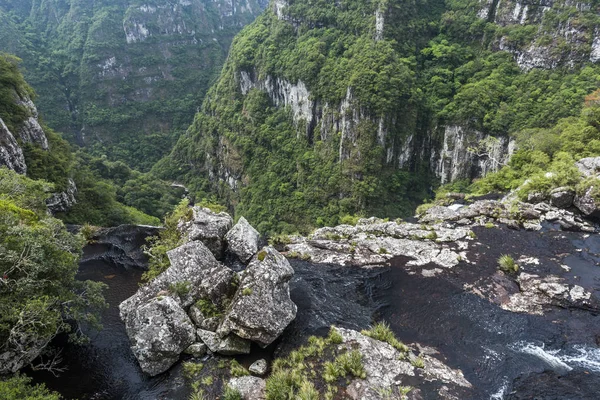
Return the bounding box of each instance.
[119,207,297,376]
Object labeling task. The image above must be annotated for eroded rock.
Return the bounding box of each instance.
[124,296,196,375]
[249,359,268,376]
[225,216,260,263]
[119,241,235,320]
[218,246,297,347]
[188,207,233,259]
[228,376,266,400]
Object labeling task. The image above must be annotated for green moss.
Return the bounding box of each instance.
[242,287,253,296]
[195,299,222,318]
[257,251,267,261]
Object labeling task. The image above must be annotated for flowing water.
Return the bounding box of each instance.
[32,227,600,399]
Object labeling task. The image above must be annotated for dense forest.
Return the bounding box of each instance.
[154,0,600,233]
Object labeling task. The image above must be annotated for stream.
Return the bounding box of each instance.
[31,225,600,399]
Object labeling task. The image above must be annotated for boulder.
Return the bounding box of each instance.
[0,117,27,174]
[549,187,575,209]
[188,305,220,332]
[218,246,297,347]
[228,376,266,400]
[46,178,78,214]
[527,192,546,204]
[184,343,207,357]
[123,296,196,376]
[575,157,600,177]
[225,216,260,263]
[574,186,600,218]
[196,329,251,355]
[188,207,233,258]
[249,359,268,376]
[119,240,235,320]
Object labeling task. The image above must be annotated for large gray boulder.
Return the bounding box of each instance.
[119,240,235,320]
[124,296,196,376]
[218,246,297,347]
[225,216,260,263]
[574,186,600,218]
[188,207,233,258]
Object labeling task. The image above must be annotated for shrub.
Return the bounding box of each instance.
[498,254,519,273]
[183,362,204,378]
[0,374,61,400]
[222,386,242,400]
[361,322,409,353]
[80,223,99,243]
[339,214,360,225]
[411,357,425,368]
[230,359,250,377]
[169,281,191,297]
[327,327,343,344]
[195,298,221,318]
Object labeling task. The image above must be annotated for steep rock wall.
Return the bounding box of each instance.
[0,0,268,170]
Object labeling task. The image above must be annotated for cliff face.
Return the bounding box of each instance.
[484,0,600,69]
[0,0,268,170]
[160,0,600,229]
[0,93,49,174]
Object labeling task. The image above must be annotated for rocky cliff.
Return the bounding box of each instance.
[0,0,268,170]
[160,0,600,230]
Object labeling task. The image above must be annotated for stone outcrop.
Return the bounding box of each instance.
[225,216,260,263]
[574,186,600,219]
[218,246,297,347]
[123,296,196,375]
[249,359,268,375]
[502,273,598,315]
[120,211,296,375]
[80,224,162,269]
[336,327,471,399]
[46,179,78,214]
[0,117,27,174]
[119,240,235,320]
[286,218,472,269]
[576,157,600,177]
[187,207,233,259]
[228,376,266,400]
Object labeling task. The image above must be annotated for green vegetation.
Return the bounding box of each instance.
[0,374,61,400]
[223,386,242,400]
[195,298,222,318]
[229,359,250,377]
[0,168,107,375]
[142,199,192,282]
[242,287,253,296]
[183,362,205,379]
[169,281,191,297]
[361,322,409,353]
[265,327,367,399]
[498,255,519,274]
[411,357,425,369]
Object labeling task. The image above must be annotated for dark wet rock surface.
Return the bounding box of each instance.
[81,224,161,269]
[32,216,600,399]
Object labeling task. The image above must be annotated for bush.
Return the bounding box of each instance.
[222,386,242,400]
[498,254,519,273]
[361,322,409,353]
[0,374,61,400]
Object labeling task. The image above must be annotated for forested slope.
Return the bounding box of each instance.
[158,0,600,233]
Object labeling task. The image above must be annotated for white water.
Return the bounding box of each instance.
[512,341,600,373]
[489,378,508,400]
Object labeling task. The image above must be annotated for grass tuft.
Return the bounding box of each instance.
[498,254,519,273]
[361,322,409,353]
